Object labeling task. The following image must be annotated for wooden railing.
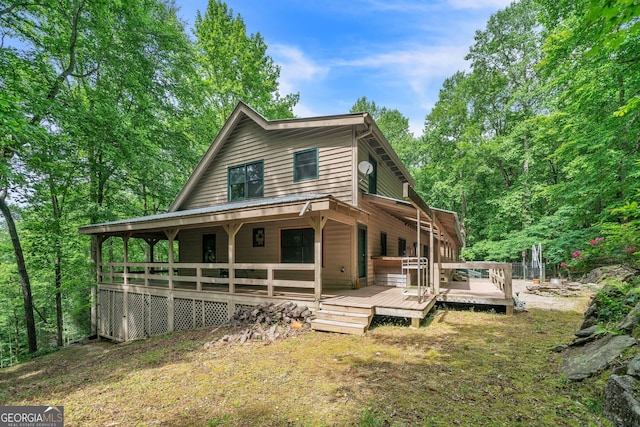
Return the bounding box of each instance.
[98,262,316,297]
[401,257,429,301]
[440,262,513,302]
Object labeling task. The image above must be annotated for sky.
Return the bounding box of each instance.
[175,0,513,136]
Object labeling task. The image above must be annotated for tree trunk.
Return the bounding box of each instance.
[55,255,63,347]
[0,191,37,353]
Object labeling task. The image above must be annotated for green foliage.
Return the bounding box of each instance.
[592,280,639,327]
[0,0,298,354]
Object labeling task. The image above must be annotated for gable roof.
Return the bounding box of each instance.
[169,101,415,212]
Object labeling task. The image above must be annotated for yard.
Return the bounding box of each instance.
[0,307,610,426]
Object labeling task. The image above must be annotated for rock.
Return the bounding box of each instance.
[575,325,605,338]
[603,374,640,427]
[617,302,640,333]
[570,335,598,347]
[582,265,638,284]
[552,344,568,353]
[562,333,637,381]
[580,316,598,330]
[627,354,640,378]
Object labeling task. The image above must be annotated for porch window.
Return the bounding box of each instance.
[281,228,314,263]
[380,232,387,256]
[293,148,318,181]
[228,161,264,201]
[398,237,406,257]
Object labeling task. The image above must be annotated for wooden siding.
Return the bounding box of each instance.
[177,218,353,289]
[181,117,355,210]
[360,198,430,286]
[357,140,405,200]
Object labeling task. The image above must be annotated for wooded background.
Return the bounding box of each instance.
[1,0,638,361]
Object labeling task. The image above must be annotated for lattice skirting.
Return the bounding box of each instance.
[98,290,230,341]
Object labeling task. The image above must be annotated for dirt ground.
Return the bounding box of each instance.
[512,279,594,312]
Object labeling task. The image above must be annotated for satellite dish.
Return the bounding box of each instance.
[358,160,373,175]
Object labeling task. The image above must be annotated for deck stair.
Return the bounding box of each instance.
[311,302,373,335]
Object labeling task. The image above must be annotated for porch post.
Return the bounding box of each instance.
[165,228,179,334]
[306,215,327,301]
[123,234,130,285]
[416,209,421,295]
[429,222,435,292]
[436,229,442,294]
[92,235,105,337]
[224,223,242,295]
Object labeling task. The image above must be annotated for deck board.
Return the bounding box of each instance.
[322,286,435,311]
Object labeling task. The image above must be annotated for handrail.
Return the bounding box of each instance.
[401,257,429,302]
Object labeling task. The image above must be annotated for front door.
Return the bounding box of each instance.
[358,225,367,279]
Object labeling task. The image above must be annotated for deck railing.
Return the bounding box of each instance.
[402,257,429,301]
[98,262,316,297]
[440,262,513,302]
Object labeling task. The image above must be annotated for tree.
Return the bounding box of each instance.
[350,97,419,169]
[194,0,298,139]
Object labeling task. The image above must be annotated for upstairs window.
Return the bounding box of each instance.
[228,161,264,201]
[368,155,378,194]
[294,148,318,181]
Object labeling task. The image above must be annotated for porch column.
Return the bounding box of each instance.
[307,215,328,301]
[165,228,179,334]
[123,234,130,285]
[416,209,422,293]
[144,237,159,286]
[429,222,435,292]
[224,223,242,295]
[92,235,105,337]
[436,229,442,294]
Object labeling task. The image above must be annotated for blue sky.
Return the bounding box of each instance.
[175,0,513,135]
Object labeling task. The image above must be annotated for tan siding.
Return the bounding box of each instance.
[178,228,229,263]
[176,219,354,289]
[323,221,353,288]
[181,118,355,210]
[360,199,430,286]
[357,140,404,200]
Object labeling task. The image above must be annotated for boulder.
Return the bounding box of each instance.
[627,354,640,378]
[562,333,637,381]
[617,302,640,333]
[582,265,638,284]
[604,374,640,427]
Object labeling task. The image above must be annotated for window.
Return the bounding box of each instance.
[228,161,263,201]
[294,148,318,181]
[202,234,216,262]
[281,228,314,263]
[398,238,407,257]
[368,155,377,194]
[380,232,387,256]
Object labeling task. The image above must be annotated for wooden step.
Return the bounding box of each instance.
[311,319,367,335]
[319,303,372,315]
[314,309,371,325]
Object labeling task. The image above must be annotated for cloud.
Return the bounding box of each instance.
[269,44,329,96]
[447,0,513,10]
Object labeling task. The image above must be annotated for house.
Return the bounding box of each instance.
[80,102,511,340]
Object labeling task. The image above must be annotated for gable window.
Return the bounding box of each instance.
[281,228,314,263]
[398,237,407,257]
[294,148,318,181]
[368,155,377,194]
[228,161,263,201]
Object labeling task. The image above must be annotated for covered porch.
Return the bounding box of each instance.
[80,194,367,341]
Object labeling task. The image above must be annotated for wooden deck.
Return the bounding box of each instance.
[321,285,437,320]
[437,278,514,312]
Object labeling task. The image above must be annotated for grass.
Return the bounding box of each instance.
[0,308,613,426]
